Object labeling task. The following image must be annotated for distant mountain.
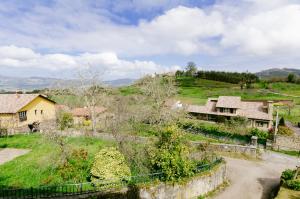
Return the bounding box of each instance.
[0,75,135,91]
[256,68,300,79]
[104,78,136,87]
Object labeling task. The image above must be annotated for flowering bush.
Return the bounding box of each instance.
[90,147,131,185]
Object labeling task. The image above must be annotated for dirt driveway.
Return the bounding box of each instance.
[0,148,30,165]
[214,151,299,199]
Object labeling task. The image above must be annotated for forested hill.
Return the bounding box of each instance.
[256,68,300,78]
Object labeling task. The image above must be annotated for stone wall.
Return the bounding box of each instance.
[138,163,226,199]
[192,142,257,157]
[275,135,300,150]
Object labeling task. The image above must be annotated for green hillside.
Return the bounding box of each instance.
[176,77,300,104]
[176,76,300,124]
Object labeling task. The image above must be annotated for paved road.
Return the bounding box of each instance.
[0,148,30,165]
[214,151,299,199]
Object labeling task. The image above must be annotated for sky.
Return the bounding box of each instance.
[0,0,300,80]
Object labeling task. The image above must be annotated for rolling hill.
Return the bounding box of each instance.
[0,75,135,91]
[256,68,300,79]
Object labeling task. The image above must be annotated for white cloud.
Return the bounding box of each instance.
[220,3,300,56]
[0,0,300,75]
[0,45,180,79]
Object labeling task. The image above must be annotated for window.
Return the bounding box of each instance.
[256,121,265,127]
[19,111,27,122]
[40,110,43,115]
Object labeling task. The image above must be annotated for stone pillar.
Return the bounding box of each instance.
[251,136,258,147]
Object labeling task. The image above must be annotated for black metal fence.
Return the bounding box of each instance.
[0,158,223,199]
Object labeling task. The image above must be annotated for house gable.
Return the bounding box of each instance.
[17,96,56,125]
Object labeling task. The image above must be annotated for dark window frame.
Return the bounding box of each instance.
[19,111,27,122]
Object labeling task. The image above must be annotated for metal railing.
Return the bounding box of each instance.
[0,158,223,199]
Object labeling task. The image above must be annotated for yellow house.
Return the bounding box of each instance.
[0,94,56,128]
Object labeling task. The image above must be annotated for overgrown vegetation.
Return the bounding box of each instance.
[149,125,196,181]
[0,134,113,188]
[281,169,300,191]
[56,111,74,130]
[179,119,270,144]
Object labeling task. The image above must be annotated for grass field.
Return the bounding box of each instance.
[0,134,113,188]
[176,77,300,105]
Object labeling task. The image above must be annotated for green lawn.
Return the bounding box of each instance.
[0,134,113,188]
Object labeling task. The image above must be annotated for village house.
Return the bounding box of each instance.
[0,94,56,128]
[187,96,273,130]
[71,106,106,125]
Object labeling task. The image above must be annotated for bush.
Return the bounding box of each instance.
[82,120,92,126]
[250,128,269,140]
[0,128,8,137]
[226,116,248,127]
[278,126,294,136]
[286,180,300,191]
[90,147,131,185]
[215,115,226,123]
[281,169,300,191]
[149,125,196,181]
[281,169,295,181]
[57,111,74,130]
[58,148,90,183]
[279,117,285,126]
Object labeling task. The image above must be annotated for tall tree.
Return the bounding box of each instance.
[287,73,296,83]
[185,62,197,76]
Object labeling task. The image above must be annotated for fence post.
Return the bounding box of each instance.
[80,183,83,194]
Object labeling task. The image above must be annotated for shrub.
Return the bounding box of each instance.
[90,147,131,185]
[286,180,300,191]
[281,169,295,181]
[58,148,90,183]
[57,111,74,130]
[215,115,226,123]
[278,126,294,136]
[250,128,269,140]
[0,128,8,137]
[149,125,196,181]
[226,116,248,127]
[279,117,285,126]
[281,169,300,191]
[82,119,92,126]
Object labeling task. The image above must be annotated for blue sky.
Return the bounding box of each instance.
[0,0,300,80]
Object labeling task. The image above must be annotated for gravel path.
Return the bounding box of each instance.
[0,148,30,165]
[214,151,299,199]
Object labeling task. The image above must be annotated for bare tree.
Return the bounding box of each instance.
[73,68,108,134]
[138,74,180,125]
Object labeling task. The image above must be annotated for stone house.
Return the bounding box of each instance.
[187,96,273,130]
[71,106,106,125]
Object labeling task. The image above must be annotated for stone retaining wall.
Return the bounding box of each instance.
[138,163,226,199]
[192,142,257,157]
